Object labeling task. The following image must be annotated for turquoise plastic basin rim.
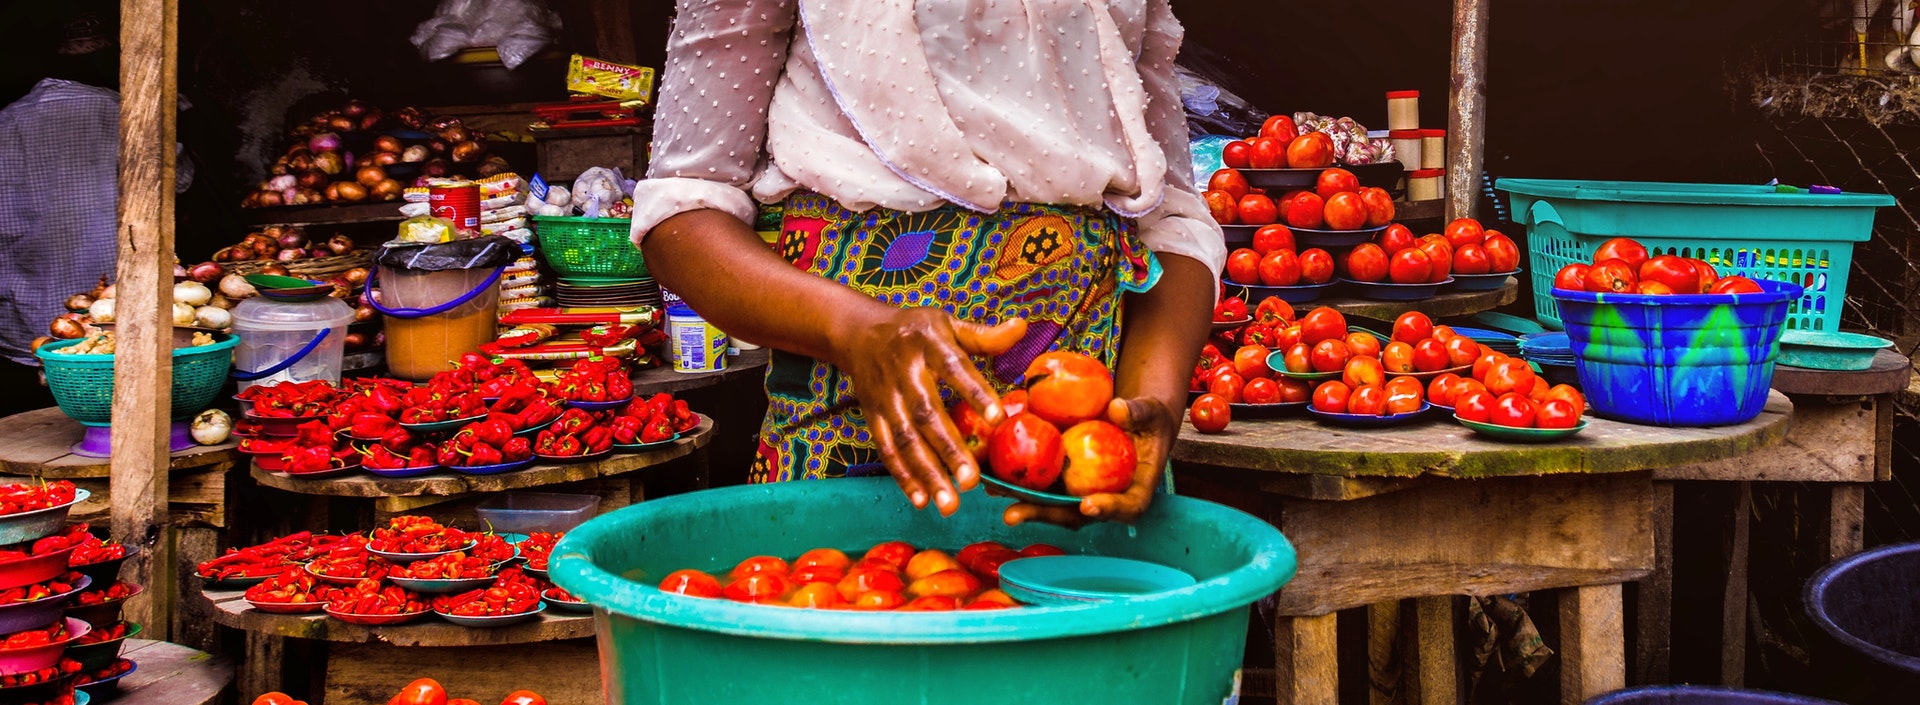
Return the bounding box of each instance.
[548,477,1298,645]
[1778,330,1894,351]
[998,555,1199,601]
[1494,178,1897,208]
[1548,279,1805,306]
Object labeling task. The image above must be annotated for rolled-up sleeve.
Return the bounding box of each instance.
[1131,0,1225,291]
[629,0,797,244]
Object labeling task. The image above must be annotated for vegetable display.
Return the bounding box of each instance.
[195,532,347,581]
[1552,236,1762,295]
[240,100,503,209]
[660,541,1052,611]
[252,679,548,705]
[0,482,78,517]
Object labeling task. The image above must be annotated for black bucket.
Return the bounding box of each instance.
[1804,542,1920,704]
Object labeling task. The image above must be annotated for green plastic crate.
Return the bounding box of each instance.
[1496,179,1894,331]
[532,215,648,283]
[35,333,239,426]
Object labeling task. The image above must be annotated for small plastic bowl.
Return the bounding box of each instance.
[565,398,633,412]
[325,605,430,626]
[67,621,139,672]
[611,435,680,453]
[513,418,556,439]
[68,584,143,627]
[1385,363,1473,381]
[0,490,91,547]
[1338,278,1453,301]
[1448,269,1521,291]
[0,545,79,592]
[449,459,534,476]
[542,588,591,613]
[76,658,135,699]
[364,465,440,479]
[244,597,328,615]
[0,574,89,635]
[1227,279,1337,305]
[435,602,546,628]
[1454,415,1590,443]
[998,556,1197,607]
[1210,316,1251,334]
[367,541,475,566]
[1289,224,1388,248]
[978,475,1079,508]
[1777,330,1896,371]
[0,617,90,676]
[1228,401,1310,419]
[198,572,276,590]
[533,449,612,466]
[72,546,136,587]
[1219,224,1259,248]
[387,575,496,595]
[400,414,488,435]
[1308,403,1433,428]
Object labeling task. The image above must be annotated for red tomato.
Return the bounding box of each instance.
[1234,345,1272,380]
[1348,385,1388,415]
[1360,187,1396,228]
[1388,247,1433,284]
[1208,372,1246,403]
[1490,393,1538,428]
[1261,115,1298,141]
[1592,238,1650,270]
[1376,223,1416,255]
[254,694,302,705]
[1343,356,1386,389]
[1247,136,1286,169]
[1300,307,1347,345]
[1258,249,1302,286]
[1391,312,1434,344]
[1484,359,1538,397]
[788,564,846,585]
[1312,381,1352,413]
[1455,389,1497,422]
[1286,131,1335,168]
[1242,378,1282,404]
[1443,218,1485,250]
[1282,344,1312,373]
[1238,193,1279,226]
[1221,140,1252,169]
[1023,351,1114,426]
[723,572,791,602]
[864,541,917,570]
[1471,352,1507,381]
[1431,324,1458,345]
[956,541,1010,574]
[1020,543,1067,557]
[1536,399,1581,429]
[1411,338,1450,372]
[988,412,1068,490]
[394,679,448,705]
[1543,384,1586,416]
[1428,373,1463,406]
[1315,168,1360,199]
[1690,259,1720,292]
[1584,259,1637,293]
[1275,325,1303,351]
[1444,336,1479,368]
[1254,297,1294,325]
[1710,276,1764,294]
[1345,243,1390,282]
[1381,341,1415,373]
[1253,224,1295,254]
[1453,244,1492,275]
[1322,192,1368,230]
[1310,339,1352,373]
[449,700,482,705]
[1553,263,1591,291]
[999,390,1028,419]
[1635,281,1674,295]
[837,568,907,601]
[851,590,906,610]
[1384,377,1425,414]
[1418,239,1453,283]
[1297,248,1336,284]
[1482,233,1521,273]
[1208,169,1250,201]
[1284,192,1325,229]
[1639,255,1700,294]
[659,569,723,598]
[1344,332,1381,359]
[732,555,790,578]
[500,692,548,705]
[1226,248,1261,284]
[1276,377,1311,403]
[1204,189,1238,225]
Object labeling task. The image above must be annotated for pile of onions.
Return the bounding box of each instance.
[210,226,354,264]
[242,100,495,208]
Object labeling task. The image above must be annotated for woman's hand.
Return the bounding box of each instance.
[838,310,1027,517]
[1000,396,1178,527]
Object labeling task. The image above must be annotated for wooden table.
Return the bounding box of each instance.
[1172,392,1793,705]
[631,348,769,396]
[1636,350,1914,687]
[111,638,234,705]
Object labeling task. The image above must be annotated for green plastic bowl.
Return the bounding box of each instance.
[999,556,1198,606]
[1454,415,1590,443]
[1777,330,1894,371]
[551,477,1296,705]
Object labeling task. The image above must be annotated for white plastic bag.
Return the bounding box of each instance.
[411,0,563,69]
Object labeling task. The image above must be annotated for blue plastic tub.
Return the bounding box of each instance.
[1553,278,1801,427]
[1805,541,1920,705]
[1585,685,1842,704]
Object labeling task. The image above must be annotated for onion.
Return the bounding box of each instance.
[208,294,236,310]
[342,151,355,170]
[344,332,369,350]
[259,263,290,277]
[308,132,341,153]
[369,151,399,166]
[477,155,510,177]
[334,181,368,202]
[343,267,368,286]
[190,409,232,445]
[323,182,342,201]
[359,109,383,132]
[188,261,224,283]
[312,152,344,176]
[296,170,328,190]
[287,152,314,172]
[98,283,115,300]
[218,273,256,299]
[402,145,429,162]
[240,192,263,208]
[252,237,278,257]
[441,125,471,143]
[396,107,424,129]
[257,191,284,207]
[175,281,213,306]
[29,337,52,354]
[267,174,296,192]
[374,136,402,153]
[371,179,403,201]
[65,294,94,312]
[328,234,356,256]
[422,159,449,177]
[83,298,112,323]
[194,305,231,330]
[342,100,366,118]
[49,316,85,339]
[227,246,256,262]
[172,263,189,281]
[356,164,386,188]
[276,248,307,262]
[172,302,197,326]
[429,116,459,130]
[291,188,323,205]
[309,247,331,259]
[328,115,356,133]
[270,157,290,175]
[428,139,447,154]
[277,229,308,249]
[353,303,376,322]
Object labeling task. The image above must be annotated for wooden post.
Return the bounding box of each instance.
[1367,602,1404,705]
[1559,584,1626,704]
[1720,482,1752,687]
[112,0,179,635]
[1446,0,1488,222]
[1275,613,1339,705]
[1633,482,1676,685]
[1409,597,1458,705]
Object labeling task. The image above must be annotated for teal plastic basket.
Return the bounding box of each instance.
[532,215,647,283]
[1496,179,1894,332]
[34,333,239,426]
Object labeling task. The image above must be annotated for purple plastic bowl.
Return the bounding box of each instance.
[0,574,88,635]
[0,618,89,676]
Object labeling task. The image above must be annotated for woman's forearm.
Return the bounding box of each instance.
[1114,254,1214,413]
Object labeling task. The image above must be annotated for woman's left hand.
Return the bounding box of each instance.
[1001,396,1179,527]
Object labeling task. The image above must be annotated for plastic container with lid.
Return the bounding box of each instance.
[370,237,516,381]
[666,304,727,373]
[1386,90,1420,131]
[1420,129,1447,170]
[1388,130,1423,172]
[230,296,355,392]
[475,492,600,533]
[1408,168,1444,202]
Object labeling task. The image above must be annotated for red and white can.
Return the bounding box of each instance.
[428,182,481,238]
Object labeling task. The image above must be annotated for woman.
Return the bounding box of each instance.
[633,0,1223,526]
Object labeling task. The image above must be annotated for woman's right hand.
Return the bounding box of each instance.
[837,309,1027,517]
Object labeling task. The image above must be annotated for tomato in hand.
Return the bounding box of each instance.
[1455,390,1498,423]
[1242,378,1282,404]
[1298,248,1336,284]
[1253,224,1295,255]
[1299,307,1347,345]
[1348,385,1388,416]
[1553,263,1591,291]
[1208,169,1250,201]
[1482,232,1521,273]
[1311,381,1352,414]
[1489,393,1538,428]
[1376,223,1416,255]
[1345,243,1389,283]
[1584,259,1637,293]
[1309,340,1352,373]
[393,679,448,705]
[1536,399,1582,429]
[1592,237,1650,270]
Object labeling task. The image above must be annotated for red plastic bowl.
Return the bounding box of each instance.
[246,597,328,615]
[324,605,429,626]
[0,546,78,592]
[0,617,89,676]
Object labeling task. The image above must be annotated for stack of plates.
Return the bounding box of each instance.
[1449,326,1522,355]
[1517,331,1576,366]
[554,278,662,308]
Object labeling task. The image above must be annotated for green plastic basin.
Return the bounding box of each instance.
[1777,330,1894,371]
[551,477,1296,705]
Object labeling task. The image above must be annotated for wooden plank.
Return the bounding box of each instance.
[1177,392,1792,480]
[1368,602,1404,705]
[59,463,230,529]
[1721,482,1752,687]
[1410,596,1458,705]
[1827,484,1868,561]
[172,528,222,653]
[1656,398,1874,482]
[1559,584,1626,704]
[0,407,238,478]
[237,201,405,227]
[326,641,599,705]
[112,0,179,638]
[1446,0,1489,222]
[1632,482,1675,685]
[241,631,283,701]
[1273,473,1654,616]
[1771,350,1912,396]
[197,588,594,646]
[116,639,233,705]
[588,0,639,63]
[1875,396,1895,482]
[1275,613,1339,705]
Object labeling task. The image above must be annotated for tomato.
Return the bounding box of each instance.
[1344,243,1389,282]
[1453,244,1491,275]
[1553,263,1591,291]
[851,590,906,610]
[1300,307,1347,345]
[1388,247,1433,284]
[1254,297,1294,325]
[864,541,917,570]
[1253,224,1295,255]
[1348,385,1388,416]
[1020,543,1067,557]
[1483,233,1521,273]
[1238,193,1279,226]
[1384,377,1425,414]
[1592,238,1650,270]
[254,694,301,705]
[1258,249,1302,286]
[1242,378,1282,404]
[732,555,790,578]
[1309,339,1352,373]
[1275,324,1303,350]
[956,541,1010,574]
[905,550,962,580]
[999,389,1028,418]
[1470,352,1504,381]
[1298,248,1336,284]
[1360,187,1396,228]
[1635,281,1674,295]
[1344,332,1381,359]
[449,700,483,705]
[788,564,846,585]
[1639,255,1700,294]
[1203,190,1238,225]
[1322,192,1368,230]
[1221,140,1252,169]
[1276,377,1312,403]
[1584,259,1637,293]
[1250,136,1288,169]
[1376,223,1416,255]
[1024,351,1114,426]
[500,691,547,705]
[1536,400,1581,429]
[1381,342,1416,373]
[1417,239,1454,283]
[1389,312,1433,344]
[1543,384,1586,416]
[1489,393,1538,428]
[1232,344,1271,380]
[1431,324,1458,345]
[1443,218,1484,250]
[1225,248,1261,284]
[1690,259,1719,292]
[1314,168,1360,199]
[1411,338,1450,372]
[1454,378,1489,400]
[723,571,791,602]
[1442,336,1478,368]
[1208,372,1246,403]
[1284,191,1325,229]
[1286,131,1335,168]
[659,569,723,598]
[1484,359,1538,397]
[1710,276,1764,294]
[1311,381,1352,413]
[1343,356,1385,389]
[1208,169,1251,201]
[1261,115,1298,141]
[1428,373,1463,406]
[394,679,448,705]
[1455,389,1497,422]
[837,568,907,601]
[1282,343,1312,373]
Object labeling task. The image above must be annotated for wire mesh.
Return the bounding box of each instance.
[1769,1,1920,77]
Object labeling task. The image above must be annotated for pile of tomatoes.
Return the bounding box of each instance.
[1206,165,1397,233]
[661,540,1062,612]
[1222,226,1335,288]
[1219,114,1337,170]
[1429,351,1588,430]
[1553,237,1762,295]
[1345,218,1520,286]
[252,679,547,705]
[949,351,1138,497]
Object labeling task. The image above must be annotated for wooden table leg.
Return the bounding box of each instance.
[1368,602,1403,705]
[1721,481,1752,687]
[240,631,283,700]
[1634,482,1675,685]
[1560,584,1625,704]
[1827,483,1867,561]
[171,527,221,653]
[1276,612,1339,705]
[1410,596,1458,705]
